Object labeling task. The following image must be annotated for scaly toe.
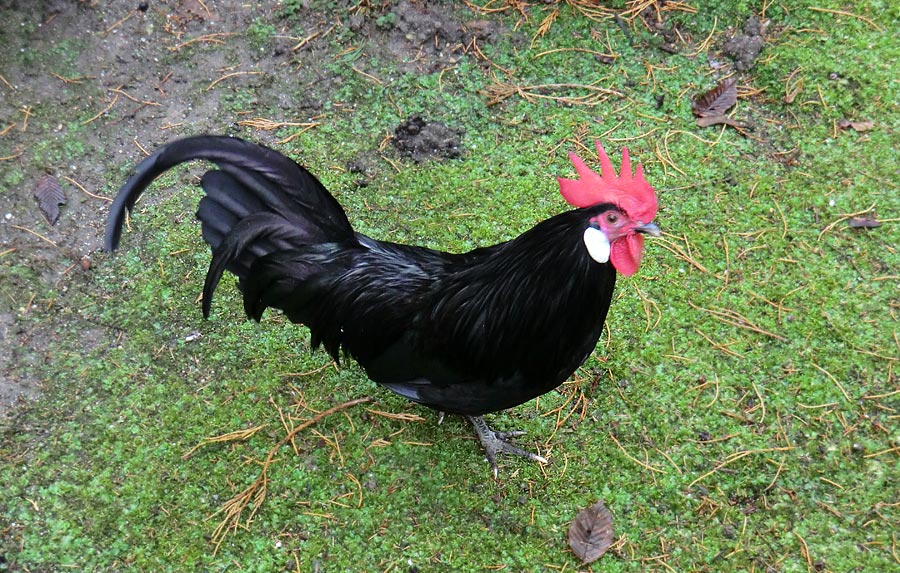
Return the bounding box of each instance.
[466,416,548,477]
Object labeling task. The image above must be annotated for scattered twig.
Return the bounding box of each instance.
[209,397,373,553]
[351,66,384,85]
[687,15,717,57]
[688,446,796,487]
[482,79,623,107]
[364,408,425,423]
[237,117,320,132]
[182,425,268,460]
[133,137,151,157]
[169,32,236,52]
[619,0,697,22]
[82,92,119,125]
[206,71,265,91]
[533,47,617,61]
[11,225,58,247]
[818,204,878,241]
[889,532,900,567]
[608,127,662,143]
[194,0,212,18]
[531,6,558,46]
[749,382,766,424]
[810,362,852,403]
[279,361,336,378]
[609,432,667,474]
[795,531,814,572]
[19,105,33,132]
[542,378,588,444]
[0,144,22,159]
[694,327,744,358]
[864,388,900,400]
[689,302,786,342]
[277,124,321,144]
[110,87,161,107]
[476,38,515,74]
[345,472,364,508]
[566,0,617,23]
[50,72,94,84]
[63,176,112,202]
[695,432,739,445]
[101,11,133,36]
[464,0,519,16]
[784,68,804,104]
[632,283,661,331]
[808,6,882,31]
[863,445,900,459]
[655,235,712,275]
[292,28,323,51]
[764,456,788,491]
[690,375,721,409]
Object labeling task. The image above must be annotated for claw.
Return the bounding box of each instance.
[466,415,548,478]
[493,430,527,440]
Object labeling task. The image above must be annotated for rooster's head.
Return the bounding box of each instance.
[557,141,660,276]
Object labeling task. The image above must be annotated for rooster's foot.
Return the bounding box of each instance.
[466,415,548,478]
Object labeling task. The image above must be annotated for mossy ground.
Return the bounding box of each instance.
[1,1,898,571]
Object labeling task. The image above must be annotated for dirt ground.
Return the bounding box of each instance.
[0,0,492,419]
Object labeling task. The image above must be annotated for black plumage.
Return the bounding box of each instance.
[105,135,657,475]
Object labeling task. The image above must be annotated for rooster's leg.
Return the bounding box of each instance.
[466,415,548,478]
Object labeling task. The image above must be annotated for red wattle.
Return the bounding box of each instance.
[610,234,644,277]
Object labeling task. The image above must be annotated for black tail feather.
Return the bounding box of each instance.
[202,213,317,317]
[241,256,313,323]
[104,135,354,253]
[105,135,359,320]
[198,170,263,235]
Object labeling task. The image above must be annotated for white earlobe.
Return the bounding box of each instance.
[583,226,610,263]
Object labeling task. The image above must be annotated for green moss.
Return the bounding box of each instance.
[246,19,278,52]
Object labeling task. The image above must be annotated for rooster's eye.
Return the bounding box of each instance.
[606,213,618,224]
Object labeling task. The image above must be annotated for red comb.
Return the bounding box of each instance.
[557,141,658,223]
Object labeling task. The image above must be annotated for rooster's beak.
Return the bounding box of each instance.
[634,222,661,237]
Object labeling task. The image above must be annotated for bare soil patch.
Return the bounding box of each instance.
[0,0,479,417]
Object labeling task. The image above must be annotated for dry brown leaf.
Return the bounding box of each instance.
[33,174,65,225]
[848,216,881,229]
[838,119,875,132]
[568,500,615,564]
[692,77,738,118]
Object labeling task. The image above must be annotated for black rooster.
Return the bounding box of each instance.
[105,136,659,476]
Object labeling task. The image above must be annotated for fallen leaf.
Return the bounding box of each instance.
[568,500,615,564]
[692,77,738,118]
[848,216,881,229]
[33,174,66,225]
[837,119,874,132]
